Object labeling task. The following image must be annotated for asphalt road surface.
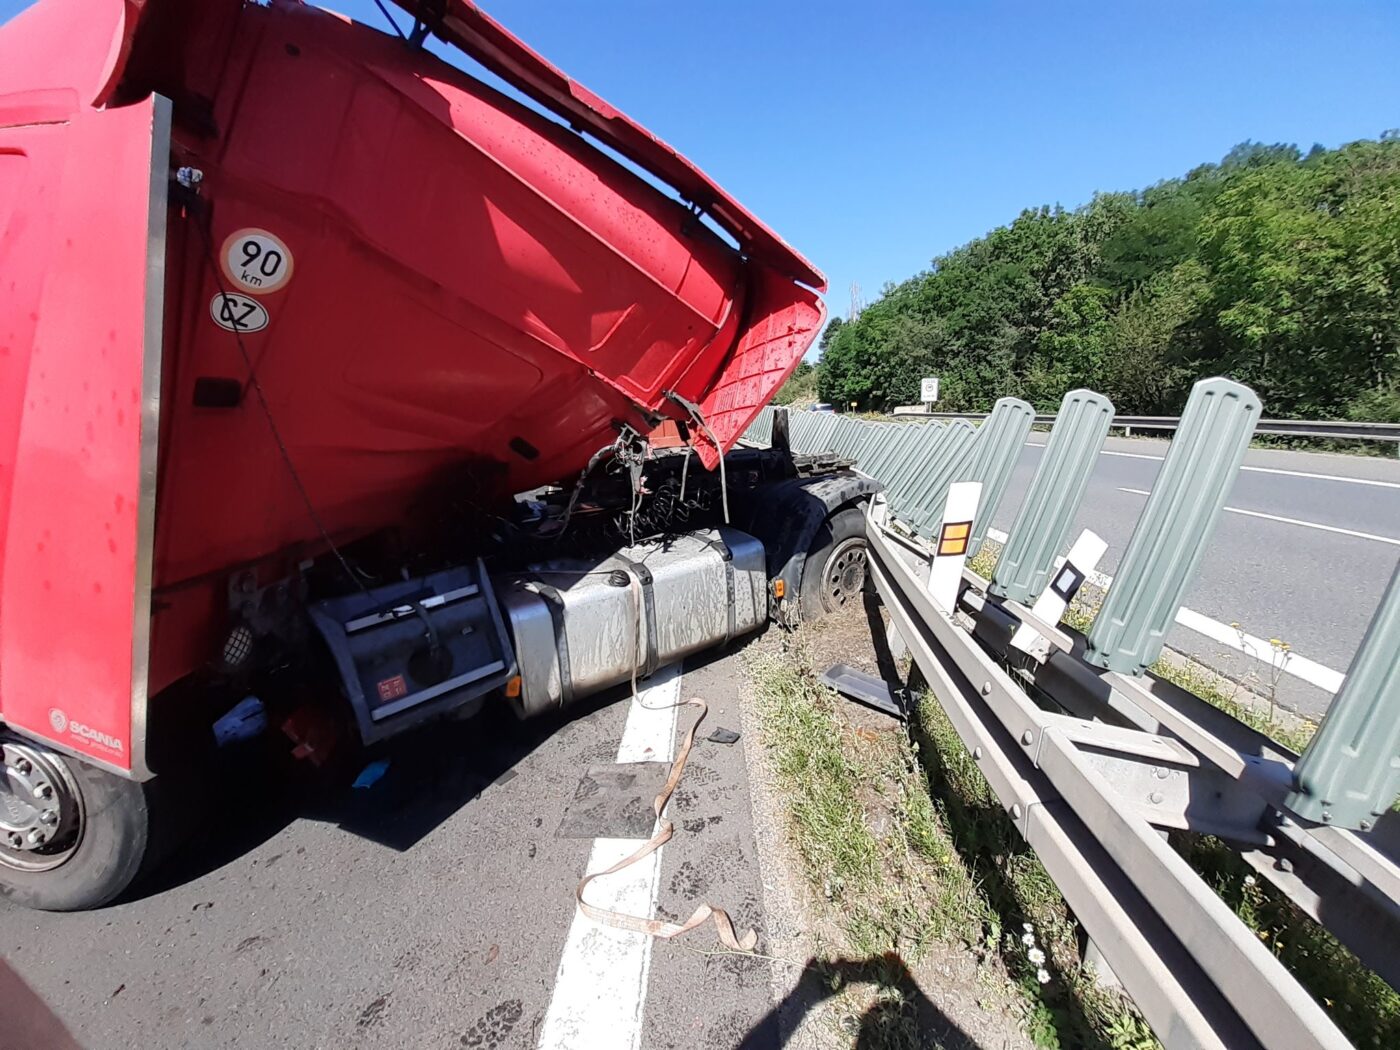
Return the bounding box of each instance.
[0,651,785,1050]
[987,436,1400,720]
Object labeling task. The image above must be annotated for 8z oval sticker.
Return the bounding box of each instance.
[221,228,294,294]
[210,292,269,333]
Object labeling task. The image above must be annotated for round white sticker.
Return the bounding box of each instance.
[221,228,294,294]
[210,292,270,333]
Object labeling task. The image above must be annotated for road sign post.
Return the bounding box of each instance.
[920,377,939,409]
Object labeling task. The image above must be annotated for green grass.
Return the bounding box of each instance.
[750,647,984,957]
[750,642,1155,1049]
[912,690,1158,1050]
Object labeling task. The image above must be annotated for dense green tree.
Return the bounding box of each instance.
[806,136,1400,421]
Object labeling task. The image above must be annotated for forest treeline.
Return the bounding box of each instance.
[812,136,1400,420]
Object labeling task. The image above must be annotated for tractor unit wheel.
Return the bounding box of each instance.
[799,505,870,619]
[0,735,153,911]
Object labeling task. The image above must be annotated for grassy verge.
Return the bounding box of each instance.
[750,640,1154,1049]
[751,646,985,957]
[911,691,1158,1050]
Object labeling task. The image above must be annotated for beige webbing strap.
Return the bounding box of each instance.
[574,694,758,953]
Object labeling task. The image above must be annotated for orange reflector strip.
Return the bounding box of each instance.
[504,675,522,698]
[937,520,973,558]
[773,578,786,599]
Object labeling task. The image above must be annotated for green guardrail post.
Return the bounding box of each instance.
[957,397,1035,556]
[1084,377,1260,675]
[902,420,977,536]
[989,389,1114,602]
[1286,562,1400,830]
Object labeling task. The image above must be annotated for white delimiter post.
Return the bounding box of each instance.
[927,481,982,615]
[1010,529,1108,659]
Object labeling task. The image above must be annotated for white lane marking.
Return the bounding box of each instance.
[1118,488,1400,547]
[983,527,1345,693]
[1238,465,1400,490]
[538,663,681,1050]
[1028,440,1400,487]
[1174,608,1345,694]
[1026,441,1161,462]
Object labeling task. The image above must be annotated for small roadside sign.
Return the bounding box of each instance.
[920,377,940,403]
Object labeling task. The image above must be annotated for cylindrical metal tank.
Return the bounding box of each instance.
[497,528,768,717]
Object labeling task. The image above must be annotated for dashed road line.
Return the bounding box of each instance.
[1118,487,1400,547]
[1027,441,1400,488]
[537,663,681,1050]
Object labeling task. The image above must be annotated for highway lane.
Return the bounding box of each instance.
[987,436,1400,720]
[0,655,782,1050]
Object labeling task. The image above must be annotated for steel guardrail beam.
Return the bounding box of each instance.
[867,522,1319,1050]
[903,411,1400,442]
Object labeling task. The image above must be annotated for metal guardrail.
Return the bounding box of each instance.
[745,381,1400,1050]
[897,408,1400,443]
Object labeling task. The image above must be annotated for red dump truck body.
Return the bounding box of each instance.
[0,0,825,777]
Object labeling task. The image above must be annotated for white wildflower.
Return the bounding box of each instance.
[1036,968,1051,985]
[1022,932,1035,947]
[1022,922,1034,933]
[1027,947,1045,965]
[1244,875,1256,887]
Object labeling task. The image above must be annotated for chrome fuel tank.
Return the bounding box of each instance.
[496,528,767,717]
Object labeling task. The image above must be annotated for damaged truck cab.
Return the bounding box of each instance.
[0,0,870,909]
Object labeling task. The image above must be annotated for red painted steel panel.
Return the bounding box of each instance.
[2,0,825,767]
[0,0,166,775]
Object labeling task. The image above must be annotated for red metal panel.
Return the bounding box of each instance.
[390,0,825,293]
[3,0,827,741]
[0,0,166,775]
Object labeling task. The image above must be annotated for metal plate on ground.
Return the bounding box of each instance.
[556,762,669,839]
[821,663,907,719]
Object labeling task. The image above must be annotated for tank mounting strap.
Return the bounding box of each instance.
[529,582,575,708]
[612,557,659,678]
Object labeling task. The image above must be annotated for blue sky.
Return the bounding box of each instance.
[5,0,1399,349]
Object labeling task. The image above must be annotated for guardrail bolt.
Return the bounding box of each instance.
[1020,730,1034,746]
[973,746,983,760]
[1148,791,1164,805]
[981,681,992,695]
[1277,858,1294,873]
[1011,804,1023,820]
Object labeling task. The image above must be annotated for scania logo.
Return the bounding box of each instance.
[70,721,125,753]
[48,709,124,753]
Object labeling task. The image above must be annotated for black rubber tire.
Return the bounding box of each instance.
[799,505,869,620]
[0,756,154,912]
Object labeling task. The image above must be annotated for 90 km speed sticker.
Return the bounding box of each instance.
[221,227,294,294]
[210,292,270,333]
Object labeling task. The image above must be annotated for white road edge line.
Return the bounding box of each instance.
[1118,487,1400,547]
[538,662,681,1050]
[983,527,1345,694]
[1026,440,1400,488]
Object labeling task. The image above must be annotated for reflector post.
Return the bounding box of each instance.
[938,521,972,557]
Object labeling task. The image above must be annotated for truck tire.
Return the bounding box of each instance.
[800,506,869,619]
[0,737,153,911]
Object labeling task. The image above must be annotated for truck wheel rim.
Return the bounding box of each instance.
[0,739,84,872]
[822,538,867,611]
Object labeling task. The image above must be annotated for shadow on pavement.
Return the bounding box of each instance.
[736,953,984,1050]
[126,683,623,903]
